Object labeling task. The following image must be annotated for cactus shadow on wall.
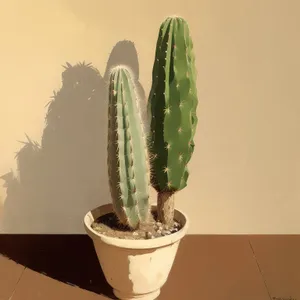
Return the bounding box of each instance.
[0,40,147,234]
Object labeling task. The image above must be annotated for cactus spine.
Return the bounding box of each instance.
[108,65,150,229]
[148,16,198,225]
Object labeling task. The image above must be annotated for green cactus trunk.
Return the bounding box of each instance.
[108,66,150,229]
[148,16,198,225]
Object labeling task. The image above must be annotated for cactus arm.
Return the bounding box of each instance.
[108,69,131,225]
[121,68,150,222]
[108,66,150,229]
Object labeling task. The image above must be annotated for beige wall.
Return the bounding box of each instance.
[1,0,300,233]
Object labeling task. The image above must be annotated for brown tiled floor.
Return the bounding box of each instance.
[0,255,25,300]
[250,235,300,300]
[0,235,299,300]
[10,269,109,300]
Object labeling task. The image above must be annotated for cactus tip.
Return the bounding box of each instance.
[165,15,184,21]
[108,64,135,80]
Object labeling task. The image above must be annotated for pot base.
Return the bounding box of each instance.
[113,288,160,300]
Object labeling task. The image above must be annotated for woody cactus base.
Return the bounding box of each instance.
[84,15,198,300]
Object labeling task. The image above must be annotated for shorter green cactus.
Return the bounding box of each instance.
[107,65,151,229]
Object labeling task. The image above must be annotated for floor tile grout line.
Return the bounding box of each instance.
[248,238,273,300]
[8,266,26,300]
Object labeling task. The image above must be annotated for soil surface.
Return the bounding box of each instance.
[91,212,182,240]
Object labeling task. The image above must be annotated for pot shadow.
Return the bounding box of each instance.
[0,39,146,298]
[0,234,117,299]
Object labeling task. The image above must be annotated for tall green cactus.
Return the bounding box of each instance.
[148,16,198,225]
[107,65,150,229]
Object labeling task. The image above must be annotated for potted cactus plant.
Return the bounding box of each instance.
[84,16,198,300]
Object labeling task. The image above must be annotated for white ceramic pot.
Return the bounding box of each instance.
[84,203,189,300]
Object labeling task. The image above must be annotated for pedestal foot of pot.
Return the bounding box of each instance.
[113,289,160,300]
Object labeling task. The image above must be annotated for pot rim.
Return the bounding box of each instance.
[84,203,189,249]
